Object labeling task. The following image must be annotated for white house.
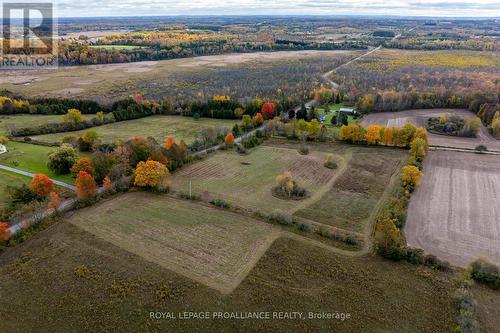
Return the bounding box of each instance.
[0,144,6,155]
[338,108,357,115]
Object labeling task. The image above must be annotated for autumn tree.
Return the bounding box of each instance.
[103,176,113,191]
[30,174,55,197]
[224,132,235,145]
[261,102,276,119]
[382,127,393,145]
[48,191,62,211]
[76,171,98,199]
[242,115,253,130]
[402,165,423,192]
[0,135,9,145]
[163,136,175,150]
[253,113,264,126]
[71,157,95,177]
[410,138,427,161]
[413,127,429,148]
[365,125,383,145]
[0,222,10,241]
[339,124,365,143]
[134,160,171,191]
[375,216,405,259]
[63,108,84,126]
[78,130,101,152]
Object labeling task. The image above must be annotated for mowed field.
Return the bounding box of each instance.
[0,114,94,136]
[0,141,89,184]
[0,50,360,103]
[171,141,345,213]
[360,109,500,151]
[0,217,462,332]
[406,151,500,267]
[68,192,281,293]
[31,115,237,145]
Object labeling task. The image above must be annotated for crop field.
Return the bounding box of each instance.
[68,192,281,293]
[0,141,88,184]
[360,109,500,151]
[406,151,500,267]
[0,217,464,332]
[294,146,406,233]
[0,50,360,103]
[31,115,237,145]
[171,142,345,213]
[334,49,500,96]
[0,170,28,208]
[0,114,94,136]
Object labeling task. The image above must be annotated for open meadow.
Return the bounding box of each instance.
[68,192,281,293]
[0,114,94,136]
[31,115,237,145]
[171,141,345,213]
[0,214,461,332]
[0,50,361,104]
[406,151,500,267]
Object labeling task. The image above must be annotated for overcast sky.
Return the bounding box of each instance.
[8,0,500,18]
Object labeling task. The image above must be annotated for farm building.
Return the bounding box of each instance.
[337,108,358,115]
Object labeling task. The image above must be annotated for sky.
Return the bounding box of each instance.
[5,0,500,18]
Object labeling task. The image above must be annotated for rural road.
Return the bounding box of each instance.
[0,164,76,191]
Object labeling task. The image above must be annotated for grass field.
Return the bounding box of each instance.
[294,147,406,233]
[0,170,28,208]
[0,141,88,184]
[171,142,344,213]
[31,115,237,145]
[0,217,463,332]
[68,192,280,293]
[0,114,94,136]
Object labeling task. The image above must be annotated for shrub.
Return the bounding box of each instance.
[470,258,500,290]
[453,276,480,333]
[474,145,487,153]
[402,165,423,193]
[0,222,10,241]
[7,184,38,205]
[324,153,337,169]
[224,132,235,145]
[268,210,293,226]
[273,171,307,199]
[47,144,78,174]
[78,130,100,152]
[30,174,55,197]
[235,144,247,155]
[0,135,9,145]
[71,157,95,177]
[210,198,230,209]
[297,222,312,232]
[63,108,84,126]
[48,191,62,211]
[298,144,310,155]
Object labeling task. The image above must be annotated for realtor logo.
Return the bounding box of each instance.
[1,2,57,69]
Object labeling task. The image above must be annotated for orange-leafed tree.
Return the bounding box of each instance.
[103,176,113,191]
[71,157,95,177]
[224,132,235,145]
[163,136,175,150]
[382,127,394,146]
[134,160,171,190]
[48,191,62,211]
[76,171,98,199]
[402,165,423,192]
[365,125,383,145]
[253,112,264,126]
[30,174,55,197]
[0,222,10,241]
[261,102,276,119]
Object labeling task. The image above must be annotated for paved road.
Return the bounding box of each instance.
[0,164,76,191]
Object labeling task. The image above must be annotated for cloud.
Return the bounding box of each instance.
[50,0,500,17]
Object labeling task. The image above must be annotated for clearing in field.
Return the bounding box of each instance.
[294,146,406,233]
[0,114,95,136]
[67,192,281,293]
[406,151,500,267]
[0,141,88,184]
[360,109,500,151]
[31,115,237,145]
[171,142,345,213]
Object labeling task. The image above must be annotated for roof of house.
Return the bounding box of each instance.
[339,108,357,114]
